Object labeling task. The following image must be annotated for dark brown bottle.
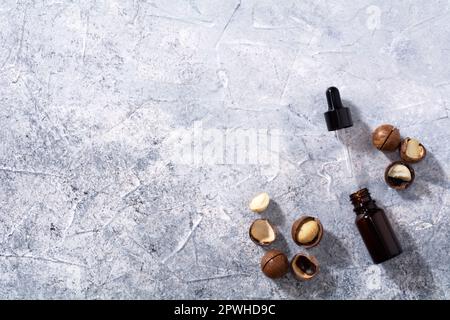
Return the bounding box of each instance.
[350,188,402,264]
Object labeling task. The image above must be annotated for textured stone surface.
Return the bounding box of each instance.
[0,0,449,299]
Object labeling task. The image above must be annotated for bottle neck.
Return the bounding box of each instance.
[350,188,379,215]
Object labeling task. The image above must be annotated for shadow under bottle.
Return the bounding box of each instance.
[350,188,402,264]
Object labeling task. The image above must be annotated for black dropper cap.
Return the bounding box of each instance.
[324,87,353,131]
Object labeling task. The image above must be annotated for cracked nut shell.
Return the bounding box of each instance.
[385,161,415,190]
[291,253,319,281]
[400,137,426,163]
[291,216,323,248]
[249,219,277,246]
[260,249,289,279]
[372,124,401,151]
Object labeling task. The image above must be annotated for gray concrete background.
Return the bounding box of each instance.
[0,0,449,299]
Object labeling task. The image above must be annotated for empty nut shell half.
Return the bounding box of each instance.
[260,249,289,279]
[372,124,401,151]
[385,161,415,190]
[291,216,323,248]
[249,219,276,246]
[400,138,426,163]
[291,253,319,281]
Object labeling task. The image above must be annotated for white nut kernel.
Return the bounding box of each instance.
[297,220,320,244]
[405,138,424,160]
[387,164,411,182]
[249,192,270,213]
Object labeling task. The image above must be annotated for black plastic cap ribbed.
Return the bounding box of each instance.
[324,87,353,131]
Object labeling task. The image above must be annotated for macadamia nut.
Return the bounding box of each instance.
[297,220,319,244]
[291,254,319,280]
[249,192,270,213]
[261,250,289,278]
[387,164,412,182]
[291,216,323,248]
[400,137,426,163]
[385,161,415,190]
[405,138,422,159]
[249,219,276,246]
[372,124,401,151]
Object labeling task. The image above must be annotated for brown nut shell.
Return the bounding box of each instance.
[291,216,323,248]
[249,219,277,246]
[260,249,289,279]
[372,124,401,151]
[399,138,427,163]
[290,253,319,281]
[384,161,415,190]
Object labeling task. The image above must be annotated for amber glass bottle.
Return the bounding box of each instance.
[350,188,402,264]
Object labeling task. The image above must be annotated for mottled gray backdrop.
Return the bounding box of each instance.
[0,0,449,299]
